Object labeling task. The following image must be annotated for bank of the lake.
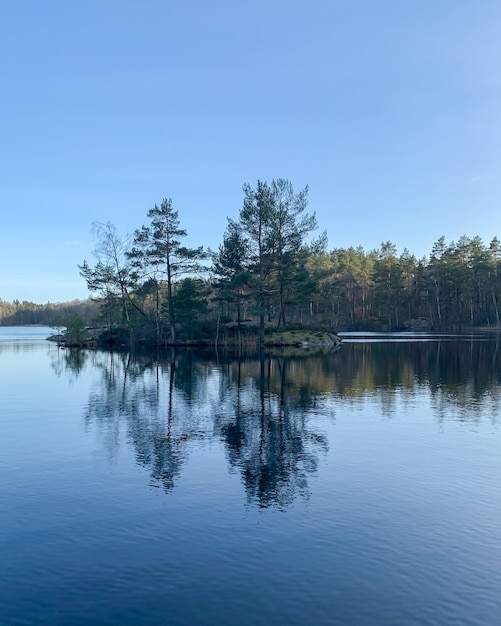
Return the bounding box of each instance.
[47,323,343,352]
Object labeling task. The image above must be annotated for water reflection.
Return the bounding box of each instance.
[334,341,501,420]
[73,349,328,507]
[216,358,328,509]
[50,346,90,378]
[54,339,500,507]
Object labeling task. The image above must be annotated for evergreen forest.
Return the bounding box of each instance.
[2,179,501,345]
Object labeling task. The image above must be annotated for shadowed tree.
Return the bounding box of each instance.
[211,219,251,332]
[373,241,402,330]
[488,237,501,325]
[428,236,447,327]
[128,198,206,344]
[238,179,318,338]
[239,181,275,345]
[399,248,419,322]
[172,278,210,339]
[268,178,318,328]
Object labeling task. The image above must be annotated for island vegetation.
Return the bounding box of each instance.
[2,178,501,348]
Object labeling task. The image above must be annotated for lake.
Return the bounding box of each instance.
[1,327,500,625]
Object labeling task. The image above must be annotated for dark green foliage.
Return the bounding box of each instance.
[211,219,251,328]
[62,312,90,345]
[235,179,319,341]
[7,184,501,341]
[127,198,207,343]
[173,278,210,339]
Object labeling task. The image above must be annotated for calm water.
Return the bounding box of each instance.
[1,327,500,625]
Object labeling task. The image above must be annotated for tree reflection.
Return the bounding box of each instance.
[329,340,501,421]
[217,357,328,509]
[49,347,90,380]
[77,339,500,506]
[79,349,329,506]
[83,350,196,492]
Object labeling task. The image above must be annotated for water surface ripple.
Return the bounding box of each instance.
[1,328,500,625]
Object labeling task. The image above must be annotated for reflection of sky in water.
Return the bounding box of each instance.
[339,331,498,343]
[0,325,53,343]
[1,330,500,625]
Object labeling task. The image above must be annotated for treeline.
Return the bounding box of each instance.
[4,179,501,340]
[0,298,99,327]
[315,234,501,331]
[79,179,501,344]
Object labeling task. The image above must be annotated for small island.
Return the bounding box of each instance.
[3,179,501,350]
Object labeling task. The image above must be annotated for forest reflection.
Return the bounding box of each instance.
[53,339,501,507]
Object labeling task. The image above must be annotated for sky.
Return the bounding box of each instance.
[2,1,501,303]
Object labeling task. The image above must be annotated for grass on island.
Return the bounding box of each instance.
[264,329,334,346]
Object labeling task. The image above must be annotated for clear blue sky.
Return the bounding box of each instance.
[2,1,501,303]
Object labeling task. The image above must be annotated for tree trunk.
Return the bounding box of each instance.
[166,251,176,343]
